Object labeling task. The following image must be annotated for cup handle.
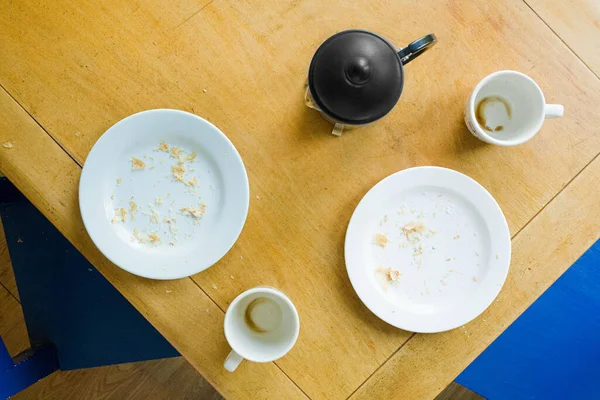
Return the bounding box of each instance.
[544,104,564,119]
[224,350,244,372]
[397,33,437,65]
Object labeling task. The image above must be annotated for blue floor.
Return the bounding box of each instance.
[457,240,600,399]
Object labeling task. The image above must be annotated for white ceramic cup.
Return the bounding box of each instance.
[223,287,299,372]
[464,70,564,146]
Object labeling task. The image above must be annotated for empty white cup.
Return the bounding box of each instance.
[223,287,299,372]
[464,70,563,146]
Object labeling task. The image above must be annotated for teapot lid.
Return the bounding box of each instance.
[308,30,404,125]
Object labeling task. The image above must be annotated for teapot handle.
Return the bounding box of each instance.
[397,34,437,65]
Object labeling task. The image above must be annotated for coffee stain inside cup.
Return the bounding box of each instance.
[244,297,282,333]
[475,96,511,132]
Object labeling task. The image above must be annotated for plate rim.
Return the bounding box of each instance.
[344,166,511,333]
[79,108,249,280]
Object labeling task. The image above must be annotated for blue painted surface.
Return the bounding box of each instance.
[1,344,59,400]
[457,239,600,400]
[0,340,12,372]
[0,178,179,371]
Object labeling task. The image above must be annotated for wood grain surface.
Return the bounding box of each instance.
[13,357,223,400]
[1,0,600,398]
[0,87,304,400]
[525,0,600,76]
[0,219,20,301]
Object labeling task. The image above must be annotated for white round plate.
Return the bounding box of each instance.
[345,167,510,333]
[80,109,249,279]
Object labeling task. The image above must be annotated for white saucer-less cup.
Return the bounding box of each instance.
[464,70,564,146]
[223,287,299,372]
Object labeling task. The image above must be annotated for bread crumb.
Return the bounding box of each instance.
[203,89,207,93]
[185,176,198,187]
[129,200,138,220]
[169,241,175,246]
[156,141,170,152]
[180,152,196,163]
[2,142,13,149]
[165,290,172,294]
[413,244,423,257]
[163,216,176,223]
[131,157,146,169]
[374,233,389,248]
[449,268,454,272]
[172,162,185,182]
[116,178,122,184]
[403,221,426,240]
[472,276,478,282]
[110,194,115,200]
[230,275,235,280]
[155,197,164,206]
[170,146,183,158]
[17,238,23,243]
[453,235,460,240]
[180,204,207,219]
[441,279,448,286]
[256,195,261,200]
[149,207,160,223]
[211,283,217,289]
[149,165,156,170]
[446,258,451,261]
[149,233,161,244]
[169,224,178,234]
[376,266,401,282]
[111,208,127,223]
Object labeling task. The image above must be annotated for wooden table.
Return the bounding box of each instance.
[2,0,600,398]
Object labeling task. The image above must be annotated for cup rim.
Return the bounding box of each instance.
[468,70,546,146]
[224,286,300,363]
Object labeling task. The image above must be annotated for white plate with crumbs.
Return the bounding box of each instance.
[80,109,249,279]
[345,167,510,332]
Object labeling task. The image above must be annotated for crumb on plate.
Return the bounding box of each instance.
[453,235,460,240]
[402,221,426,240]
[129,200,138,220]
[155,197,164,206]
[116,178,122,184]
[376,266,401,282]
[180,204,207,219]
[111,208,127,223]
[472,276,478,282]
[156,141,170,152]
[2,142,13,149]
[374,233,389,248]
[185,176,198,187]
[180,152,196,163]
[170,146,183,158]
[172,162,185,182]
[131,157,146,169]
[211,283,217,289]
[169,224,178,234]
